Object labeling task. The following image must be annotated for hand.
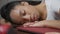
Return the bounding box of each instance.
[23,21,45,27]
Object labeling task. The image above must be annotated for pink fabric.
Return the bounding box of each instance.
[17,27,60,34]
[0,24,11,34]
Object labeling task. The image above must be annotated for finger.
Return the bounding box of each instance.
[23,23,34,27]
[28,23,41,27]
[28,22,44,27]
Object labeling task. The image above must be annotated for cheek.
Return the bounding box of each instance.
[22,15,30,21]
[10,11,23,23]
[24,6,40,19]
[10,15,24,24]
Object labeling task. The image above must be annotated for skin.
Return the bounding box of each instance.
[23,20,60,29]
[10,2,47,25]
[21,1,60,29]
[10,1,60,29]
[1,1,60,34]
[0,18,11,25]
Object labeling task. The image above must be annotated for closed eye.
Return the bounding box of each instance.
[20,10,26,16]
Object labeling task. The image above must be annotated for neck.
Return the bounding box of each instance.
[35,3,47,20]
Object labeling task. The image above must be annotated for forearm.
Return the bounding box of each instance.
[23,20,60,29]
[43,20,60,29]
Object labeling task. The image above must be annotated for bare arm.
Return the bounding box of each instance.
[42,20,60,29]
[23,20,60,29]
[45,9,60,29]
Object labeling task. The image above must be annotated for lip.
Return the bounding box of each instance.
[30,16,38,22]
[31,17,34,22]
[23,15,39,22]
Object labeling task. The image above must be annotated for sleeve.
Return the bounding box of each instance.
[45,0,60,20]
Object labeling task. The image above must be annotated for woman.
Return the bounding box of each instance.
[0,0,60,34]
[1,0,60,28]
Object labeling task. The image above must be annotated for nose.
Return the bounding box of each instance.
[21,2,29,6]
[22,15,31,21]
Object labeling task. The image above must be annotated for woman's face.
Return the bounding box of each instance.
[10,2,40,24]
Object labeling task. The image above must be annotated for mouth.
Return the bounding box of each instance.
[23,15,39,22]
[30,16,39,22]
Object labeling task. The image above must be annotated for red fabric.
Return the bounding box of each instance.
[17,27,60,34]
[0,24,11,34]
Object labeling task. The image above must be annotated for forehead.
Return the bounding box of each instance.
[13,5,24,10]
[12,5,33,11]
